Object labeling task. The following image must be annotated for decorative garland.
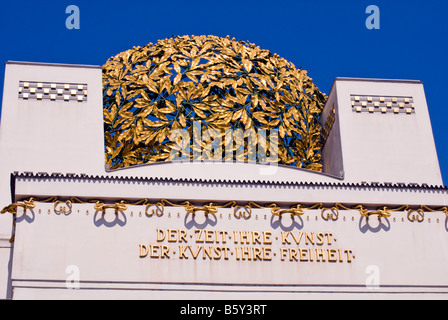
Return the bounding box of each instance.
[2,197,447,243]
[2,196,447,221]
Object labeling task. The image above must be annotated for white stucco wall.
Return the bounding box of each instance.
[10,198,448,300]
[0,62,103,298]
[330,78,442,185]
[0,62,447,299]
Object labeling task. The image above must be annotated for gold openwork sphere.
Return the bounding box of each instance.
[103,35,327,171]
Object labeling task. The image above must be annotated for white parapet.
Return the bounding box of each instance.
[320,78,443,185]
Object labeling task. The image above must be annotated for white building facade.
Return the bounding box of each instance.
[0,61,447,299]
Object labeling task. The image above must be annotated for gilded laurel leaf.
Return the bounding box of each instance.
[232,109,243,121]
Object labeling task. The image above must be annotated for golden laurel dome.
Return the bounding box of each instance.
[103,35,327,171]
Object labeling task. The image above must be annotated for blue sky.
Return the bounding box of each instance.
[1,0,448,184]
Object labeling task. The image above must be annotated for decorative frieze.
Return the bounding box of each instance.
[351,95,414,114]
[18,81,88,102]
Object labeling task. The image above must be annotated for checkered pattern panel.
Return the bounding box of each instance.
[18,81,88,102]
[351,95,415,114]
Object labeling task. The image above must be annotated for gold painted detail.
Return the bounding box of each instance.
[3,197,447,243]
[320,106,336,145]
[2,197,447,222]
[103,35,327,171]
[0,198,37,215]
[94,200,128,215]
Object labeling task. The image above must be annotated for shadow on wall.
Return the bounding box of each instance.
[270,214,304,232]
[359,216,390,233]
[184,211,218,229]
[94,210,127,227]
[15,209,35,224]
